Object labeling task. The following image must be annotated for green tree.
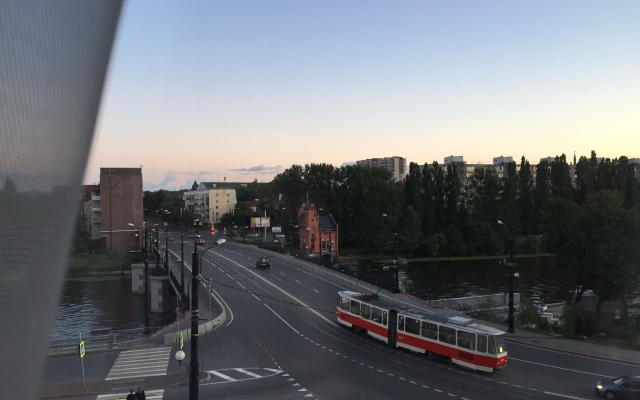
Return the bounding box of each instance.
[421,164,436,236]
[433,162,446,232]
[533,161,552,233]
[541,191,640,307]
[404,163,423,221]
[444,163,462,227]
[398,205,422,252]
[518,157,535,234]
[550,154,573,200]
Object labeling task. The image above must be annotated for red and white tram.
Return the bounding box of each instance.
[336,290,507,372]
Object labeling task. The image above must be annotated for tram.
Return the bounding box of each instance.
[336,290,507,372]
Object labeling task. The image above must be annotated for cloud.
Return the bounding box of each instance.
[227,165,283,174]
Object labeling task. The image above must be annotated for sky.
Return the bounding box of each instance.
[84,0,640,191]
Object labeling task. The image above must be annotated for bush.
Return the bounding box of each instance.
[67,251,134,277]
[518,235,542,254]
[518,297,541,328]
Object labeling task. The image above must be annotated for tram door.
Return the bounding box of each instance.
[388,310,397,347]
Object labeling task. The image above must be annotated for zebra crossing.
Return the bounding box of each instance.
[96,390,164,400]
[106,347,172,380]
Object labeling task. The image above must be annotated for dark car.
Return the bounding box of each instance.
[197,238,204,246]
[256,257,271,269]
[595,375,640,399]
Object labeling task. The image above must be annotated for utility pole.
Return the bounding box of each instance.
[144,223,150,332]
[189,228,199,400]
[508,224,515,333]
[394,233,399,293]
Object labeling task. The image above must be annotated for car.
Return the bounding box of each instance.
[595,375,640,399]
[197,238,204,246]
[187,232,201,238]
[256,257,271,269]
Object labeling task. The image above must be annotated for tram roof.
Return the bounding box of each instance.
[339,291,504,336]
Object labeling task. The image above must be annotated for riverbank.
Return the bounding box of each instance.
[337,252,554,265]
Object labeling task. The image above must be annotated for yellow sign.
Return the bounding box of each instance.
[79,341,85,358]
[179,332,184,349]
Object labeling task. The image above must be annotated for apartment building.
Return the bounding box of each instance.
[183,182,238,226]
[356,156,407,181]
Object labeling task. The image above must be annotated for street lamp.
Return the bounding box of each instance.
[497,220,516,333]
[128,222,150,332]
[382,214,400,293]
[164,210,170,275]
[189,236,226,400]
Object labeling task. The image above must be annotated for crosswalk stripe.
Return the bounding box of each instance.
[106,347,172,380]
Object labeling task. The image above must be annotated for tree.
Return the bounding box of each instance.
[444,163,462,227]
[518,157,535,234]
[432,162,446,232]
[541,191,640,308]
[398,205,422,252]
[533,161,552,233]
[404,163,423,221]
[421,164,436,236]
[550,154,573,200]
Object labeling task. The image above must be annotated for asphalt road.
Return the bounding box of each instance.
[41,236,636,400]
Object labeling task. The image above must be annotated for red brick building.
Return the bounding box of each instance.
[297,202,338,259]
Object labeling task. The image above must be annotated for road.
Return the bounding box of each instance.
[41,235,635,399]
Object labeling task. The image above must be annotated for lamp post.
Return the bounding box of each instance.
[164,211,170,275]
[382,214,400,293]
[189,237,226,400]
[498,220,516,333]
[129,222,150,332]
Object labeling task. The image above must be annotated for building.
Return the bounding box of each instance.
[183,182,238,226]
[296,201,339,259]
[97,168,144,254]
[356,156,407,181]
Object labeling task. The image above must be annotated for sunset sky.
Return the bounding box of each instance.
[84,0,640,190]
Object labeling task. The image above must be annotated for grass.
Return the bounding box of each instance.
[66,252,135,278]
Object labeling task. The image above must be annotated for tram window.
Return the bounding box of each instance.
[405,317,419,335]
[361,304,371,319]
[488,336,497,354]
[477,335,488,353]
[398,315,405,331]
[421,321,438,340]
[494,335,506,354]
[371,307,382,323]
[340,296,350,311]
[438,326,456,345]
[382,311,387,325]
[457,331,475,350]
[350,300,360,315]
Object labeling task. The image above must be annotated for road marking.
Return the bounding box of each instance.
[106,348,171,380]
[313,289,319,293]
[236,282,247,290]
[252,293,261,301]
[97,390,164,400]
[509,357,614,377]
[210,371,237,381]
[264,304,300,334]
[543,392,589,400]
[295,279,301,283]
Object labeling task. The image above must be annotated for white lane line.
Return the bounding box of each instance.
[543,392,589,400]
[264,304,300,334]
[226,273,234,280]
[236,282,247,290]
[279,272,285,275]
[509,357,615,378]
[252,293,261,301]
[295,279,301,283]
[313,289,319,293]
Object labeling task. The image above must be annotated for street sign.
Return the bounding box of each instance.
[78,340,85,358]
[179,332,184,349]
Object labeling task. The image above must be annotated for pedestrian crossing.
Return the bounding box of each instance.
[205,368,283,384]
[106,347,172,380]
[96,389,164,400]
